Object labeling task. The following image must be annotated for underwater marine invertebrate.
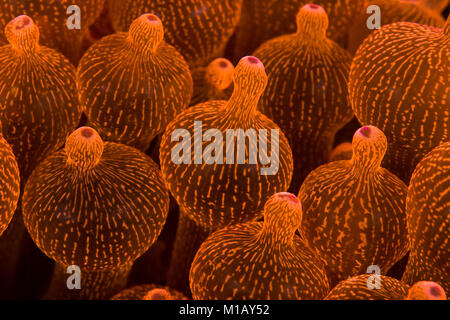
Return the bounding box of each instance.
[406,281,447,300]
[77,14,193,151]
[325,276,447,300]
[0,16,80,289]
[22,127,170,299]
[348,0,445,54]
[349,17,449,183]
[160,56,293,294]
[234,0,366,59]
[161,56,293,228]
[402,142,450,295]
[299,126,409,287]
[0,15,81,182]
[190,193,329,299]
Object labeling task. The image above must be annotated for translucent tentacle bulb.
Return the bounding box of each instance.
[349,16,449,183]
[254,4,354,193]
[0,122,20,237]
[161,56,293,232]
[190,192,329,299]
[107,0,243,68]
[0,1,105,65]
[191,58,235,106]
[299,126,409,287]
[77,14,193,151]
[402,142,450,295]
[0,15,81,182]
[160,56,293,294]
[23,127,170,299]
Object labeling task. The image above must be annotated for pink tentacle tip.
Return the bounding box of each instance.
[430,286,442,297]
[277,192,300,204]
[360,126,371,138]
[146,14,158,21]
[307,4,320,10]
[247,56,260,64]
[13,16,32,30]
[81,128,94,138]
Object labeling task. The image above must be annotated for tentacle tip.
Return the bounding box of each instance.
[407,281,447,300]
[218,59,231,69]
[12,15,32,30]
[5,15,39,48]
[246,56,260,64]
[138,13,163,27]
[306,4,321,10]
[65,127,104,170]
[296,4,329,36]
[80,127,95,138]
[360,126,372,138]
[207,58,235,91]
[143,289,172,300]
[146,14,159,22]
[354,125,384,141]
